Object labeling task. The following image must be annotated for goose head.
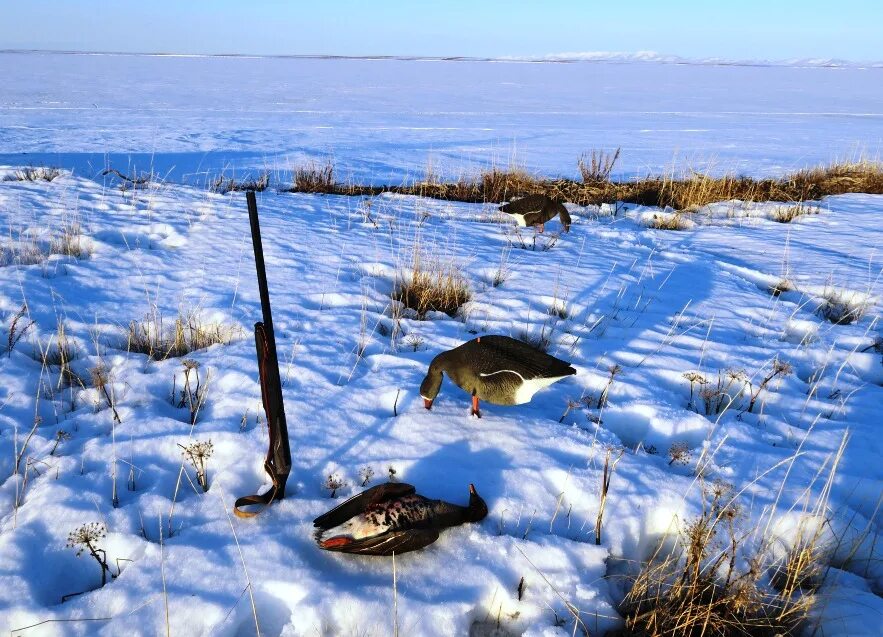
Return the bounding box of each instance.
[467,483,489,522]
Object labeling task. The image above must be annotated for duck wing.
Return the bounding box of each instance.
[313,482,416,530]
[320,528,441,556]
[470,335,576,379]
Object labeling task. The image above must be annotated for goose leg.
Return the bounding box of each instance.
[471,395,482,418]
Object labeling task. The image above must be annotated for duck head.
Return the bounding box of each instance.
[467,483,489,522]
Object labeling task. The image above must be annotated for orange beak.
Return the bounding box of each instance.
[423,398,433,410]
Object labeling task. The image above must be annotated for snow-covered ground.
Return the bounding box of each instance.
[1,52,882,185]
[0,54,881,636]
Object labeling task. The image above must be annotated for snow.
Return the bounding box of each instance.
[0,53,881,635]
[1,52,883,185]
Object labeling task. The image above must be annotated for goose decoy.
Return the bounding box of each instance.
[313,482,488,555]
[420,335,576,417]
[499,194,572,233]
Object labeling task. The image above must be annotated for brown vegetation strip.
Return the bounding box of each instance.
[286,160,883,210]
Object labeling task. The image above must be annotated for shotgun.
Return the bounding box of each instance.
[234,190,292,518]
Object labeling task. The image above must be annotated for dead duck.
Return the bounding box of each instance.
[499,194,572,233]
[420,335,576,417]
[313,482,488,555]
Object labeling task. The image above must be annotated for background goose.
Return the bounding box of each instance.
[420,335,576,417]
[313,482,488,555]
[499,194,572,232]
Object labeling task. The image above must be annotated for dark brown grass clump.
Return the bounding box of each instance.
[394,252,471,320]
[292,161,336,194]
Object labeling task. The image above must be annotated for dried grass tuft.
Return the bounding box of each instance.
[210,172,269,194]
[292,161,336,193]
[127,308,241,360]
[771,202,820,223]
[619,483,817,637]
[579,148,621,183]
[815,288,869,325]
[394,251,471,320]
[8,166,61,182]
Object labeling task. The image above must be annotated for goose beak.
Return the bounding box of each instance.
[423,398,433,410]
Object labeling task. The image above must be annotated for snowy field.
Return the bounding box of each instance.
[0,53,882,636]
[1,52,883,183]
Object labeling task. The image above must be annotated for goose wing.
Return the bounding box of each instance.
[319,528,441,556]
[313,482,416,530]
[499,194,547,214]
[470,336,576,379]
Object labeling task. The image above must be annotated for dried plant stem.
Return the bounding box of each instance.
[596,448,624,546]
[159,514,170,637]
[392,550,399,637]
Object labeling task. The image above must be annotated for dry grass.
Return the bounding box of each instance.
[480,167,543,203]
[647,213,691,231]
[771,203,820,223]
[579,148,621,183]
[7,166,61,182]
[618,483,816,637]
[394,251,471,320]
[210,172,269,194]
[292,161,336,193]
[50,221,92,259]
[297,158,883,210]
[0,232,49,267]
[127,308,241,360]
[768,279,794,297]
[815,288,869,325]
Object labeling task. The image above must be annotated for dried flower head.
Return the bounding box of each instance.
[683,371,708,384]
[668,441,692,466]
[90,364,109,389]
[66,522,107,556]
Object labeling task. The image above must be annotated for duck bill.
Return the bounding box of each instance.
[423,398,433,410]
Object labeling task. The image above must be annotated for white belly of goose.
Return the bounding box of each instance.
[480,369,569,404]
[508,213,528,227]
[321,514,389,541]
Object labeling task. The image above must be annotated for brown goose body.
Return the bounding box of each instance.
[499,194,572,232]
[420,335,576,416]
[313,482,488,556]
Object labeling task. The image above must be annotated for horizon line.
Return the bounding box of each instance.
[2,48,882,70]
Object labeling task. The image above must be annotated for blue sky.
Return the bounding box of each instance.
[1,1,880,61]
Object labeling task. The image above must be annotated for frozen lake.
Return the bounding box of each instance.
[2,51,883,184]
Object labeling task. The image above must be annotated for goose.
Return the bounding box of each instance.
[420,335,576,417]
[499,194,572,233]
[313,482,488,555]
